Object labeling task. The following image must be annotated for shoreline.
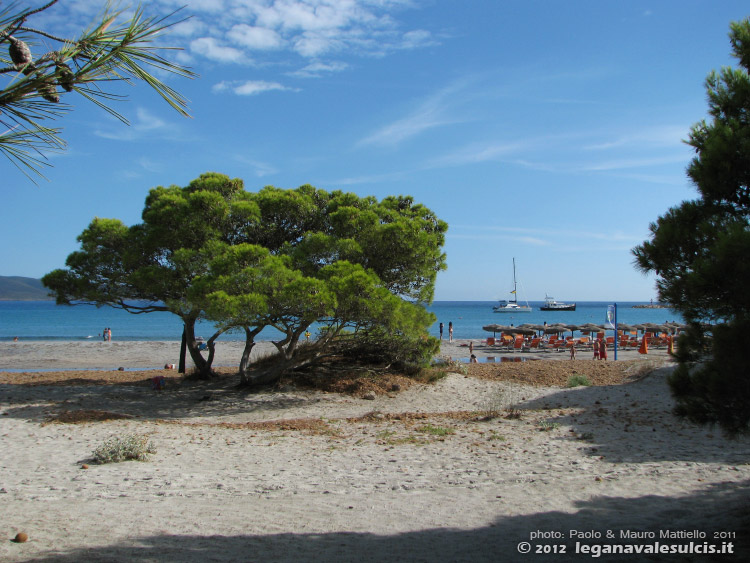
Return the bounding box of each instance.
[0,339,673,372]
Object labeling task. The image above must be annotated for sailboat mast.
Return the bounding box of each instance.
[512,258,517,304]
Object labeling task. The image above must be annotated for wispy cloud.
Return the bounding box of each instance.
[450,225,645,248]
[576,154,689,172]
[93,107,182,141]
[358,82,469,147]
[428,141,528,167]
[289,60,350,78]
[212,80,298,96]
[583,126,688,151]
[233,154,278,177]
[450,233,550,246]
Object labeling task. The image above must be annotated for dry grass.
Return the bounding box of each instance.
[44,410,136,424]
[464,359,653,387]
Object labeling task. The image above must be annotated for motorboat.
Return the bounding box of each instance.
[539,295,576,311]
[493,259,532,313]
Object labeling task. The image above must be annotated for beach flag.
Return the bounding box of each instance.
[605,305,616,329]
[639,336,648,355]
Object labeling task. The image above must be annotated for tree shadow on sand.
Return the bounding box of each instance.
[517,366,750,465]
[0,374,330,424]
[17,479,750,563]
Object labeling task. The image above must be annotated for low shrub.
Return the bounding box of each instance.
[567,374,592,388]
[92,433,156,464]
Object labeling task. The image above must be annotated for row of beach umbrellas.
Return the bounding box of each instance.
[482,321,686,338]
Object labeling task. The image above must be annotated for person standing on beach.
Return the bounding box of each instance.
[569,342,576,360]
[448,322,453,343]
[439,322,444,340]
[103,328,107,342]
[600,338,607,360]
[469,341,474,354]
[593,338,600,360]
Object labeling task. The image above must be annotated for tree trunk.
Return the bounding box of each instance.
[182,318,211,378]
[238,326,264,386]
[239,346,321,388]
[178,326,187,374]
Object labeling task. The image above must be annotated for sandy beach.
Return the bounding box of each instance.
[1,340,748,561]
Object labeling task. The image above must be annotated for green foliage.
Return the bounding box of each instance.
[633,18,750,435]
[668,320,750,436]
[566,374,591,388]
[1,1,195,180]
[92,433,156,464]
[44,173,448,384]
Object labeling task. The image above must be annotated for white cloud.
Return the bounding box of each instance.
[170,17,207,37]
[213,80,296,96]
[180,0,436,63]
[133,108,167,131]
[228,24,285,50]
[293,31,342,56]
[400,29,435,49]
[190,37,247,63]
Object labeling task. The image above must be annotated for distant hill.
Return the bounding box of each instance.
[0,276,53,300]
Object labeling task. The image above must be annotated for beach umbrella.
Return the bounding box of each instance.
[518,323,545,335]
[615,323,636,333]
[544,323,569,335]
[482,324,510,336]
[564,324,581,336]
[579,323,604,335]
[642,323,668,334]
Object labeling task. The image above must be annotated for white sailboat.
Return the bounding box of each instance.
[493,258,532,313]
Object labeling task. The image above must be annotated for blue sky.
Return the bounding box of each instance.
[3,0,748,301]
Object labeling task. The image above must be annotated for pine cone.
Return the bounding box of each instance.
[8,36,34,75]
[56,63,75,92]
[38,82,60,103]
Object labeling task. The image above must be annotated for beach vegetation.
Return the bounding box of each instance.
[92,433,156,464]
[0,0,195,181]
[417,424,455,436]
[633,18,750,436]
[44,173,446,385]
[538,420,560,432]
[478,395,505,420]
[567,374,592,388]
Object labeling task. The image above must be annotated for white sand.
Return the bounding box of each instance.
[1,341,748,562]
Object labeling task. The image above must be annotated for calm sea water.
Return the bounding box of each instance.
[0,300,683,342]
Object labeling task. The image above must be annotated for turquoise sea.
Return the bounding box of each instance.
[0,300,683,342]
